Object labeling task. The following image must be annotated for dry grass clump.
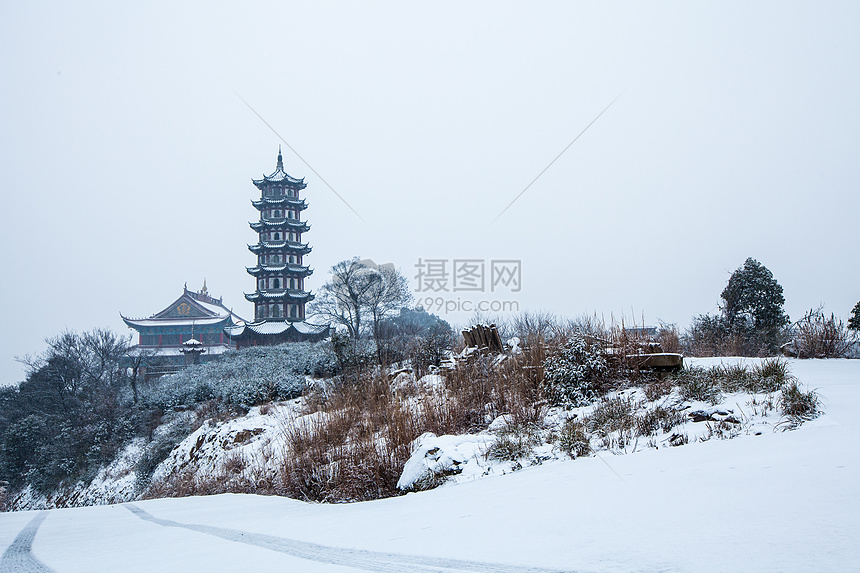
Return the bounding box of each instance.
[673,367,723,404]
[792,309,853,358]
[779,381,821,427]
[712,363,754,393]
[555,419,591,458]
[585,396,636,437]
[751,358,793,392]
[279,373,418,502]
[276,353,546,502]
[485,423,541,462]
[670,358,793,402]
[643,378,673,401]
[635,405,685,437]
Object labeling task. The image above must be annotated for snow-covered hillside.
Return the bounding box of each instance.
[1,358,858,572]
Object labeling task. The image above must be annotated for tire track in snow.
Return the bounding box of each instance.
[125,503,576,573]
[0,512,56,573]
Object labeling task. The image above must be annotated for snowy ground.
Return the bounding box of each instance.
[1,358,858,572]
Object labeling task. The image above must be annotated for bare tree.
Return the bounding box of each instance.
[309,258,412,362]
[309,258,379,338]
[365,265,412,350]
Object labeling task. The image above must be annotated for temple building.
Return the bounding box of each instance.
[122,282,245,377]
[225,149,329,347]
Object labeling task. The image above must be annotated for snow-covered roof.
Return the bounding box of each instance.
[246,263,312,275]
[252,151,306,187]
[251,197,307,208]
[244,290,312,300]
[122,286,246,330]
[224,321,329,337]
[249,219,310,230]
[123,317,229,328]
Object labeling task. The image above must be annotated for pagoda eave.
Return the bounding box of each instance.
[252,198,308,210]
[246,265,313,276]
[249,220,310,232]
[248,242,312,255]
[244,291,315,303]
[252,175,307,188]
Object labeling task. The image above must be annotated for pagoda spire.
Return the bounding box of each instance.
[277,146,283,171]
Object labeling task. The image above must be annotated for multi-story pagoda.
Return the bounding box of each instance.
[225,149,329,347]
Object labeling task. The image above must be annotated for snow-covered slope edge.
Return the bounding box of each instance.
[8,357,834,511]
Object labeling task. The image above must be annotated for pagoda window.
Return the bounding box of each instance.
[272,277,281,289]
[256,305,264,319]
[273,232,281,241]
[271,304,281,318]
[290,305,298,318]
[273,209,282,218]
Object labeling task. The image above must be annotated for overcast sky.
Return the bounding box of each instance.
[2,1,858,384]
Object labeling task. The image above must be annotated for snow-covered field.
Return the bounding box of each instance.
[1,358,858,572]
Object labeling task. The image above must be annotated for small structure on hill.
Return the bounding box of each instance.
[462,324,505,355]
[179,338,206,366]
[224,149,329,347]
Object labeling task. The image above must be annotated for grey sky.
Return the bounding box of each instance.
[2,2,858,384]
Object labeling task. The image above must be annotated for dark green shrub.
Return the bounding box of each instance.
[542,335,607,407]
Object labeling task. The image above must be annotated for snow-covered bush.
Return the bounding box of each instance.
[142,342,336,410]
[541,334,607,407]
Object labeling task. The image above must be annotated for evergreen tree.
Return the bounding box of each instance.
[720,258,789,353]
[849,301,860,331]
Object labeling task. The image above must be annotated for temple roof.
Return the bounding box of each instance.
[121,284,246,330]
[252,149,307,188]
[122,316,230,329]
